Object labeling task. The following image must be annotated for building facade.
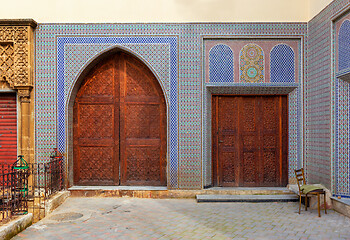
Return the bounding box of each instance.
[1,0,350,198]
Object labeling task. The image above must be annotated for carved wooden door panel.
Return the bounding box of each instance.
[240,97,260,186]
[74,52,166,186]
[259,96,289,186]
[259,96,283,186]
[119,53,166,186]
[212,95,288,187]
[74,56,119,185]
[212,96,240,186]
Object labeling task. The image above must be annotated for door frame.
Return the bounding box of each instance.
[66,47,169,188]
[202,84,301,188]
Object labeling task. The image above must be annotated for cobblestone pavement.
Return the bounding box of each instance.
[12,197,350,240]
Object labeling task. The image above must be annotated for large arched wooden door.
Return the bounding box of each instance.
[73,52,167,186]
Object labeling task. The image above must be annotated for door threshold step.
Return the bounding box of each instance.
[69,186,167,191]
[196,194,298,203]
[68,187,294,198]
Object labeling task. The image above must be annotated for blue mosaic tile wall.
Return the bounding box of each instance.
[35,23,307,189]
[335,79,350,196]
[308,0,350,197]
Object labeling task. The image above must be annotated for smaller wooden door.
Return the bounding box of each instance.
[212,95,288,187]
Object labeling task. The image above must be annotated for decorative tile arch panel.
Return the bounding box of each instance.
[335,17,350,197]
[239,44,264,83]
[339,20,350,72]
[56,36,179,188]
[270,44,295,83]
[209,44,234,83]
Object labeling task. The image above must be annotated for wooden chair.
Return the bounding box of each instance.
[294,168,327,217]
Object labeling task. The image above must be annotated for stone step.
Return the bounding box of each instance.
[68,186,295,198]
[196,194,298,203]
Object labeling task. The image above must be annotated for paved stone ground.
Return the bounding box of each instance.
[12,197,350,240]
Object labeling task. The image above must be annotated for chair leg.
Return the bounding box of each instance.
[324,192,327,214]
[305,194,308,211]
[299,196,301,214]
[317,193,321,217]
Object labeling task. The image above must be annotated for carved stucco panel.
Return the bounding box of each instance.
[0,26,30,90]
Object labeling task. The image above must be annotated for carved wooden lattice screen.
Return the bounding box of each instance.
[0,43,14,83]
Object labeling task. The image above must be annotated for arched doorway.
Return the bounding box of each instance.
[73,51,167,186]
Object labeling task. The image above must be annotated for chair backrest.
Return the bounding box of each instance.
[294,168,306,193]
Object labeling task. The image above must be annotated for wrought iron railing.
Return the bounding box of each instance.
[0,151,64,223]
[0,156,29,223]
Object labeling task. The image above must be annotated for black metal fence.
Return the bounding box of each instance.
[0,162,29,223]
[0,152,64,223]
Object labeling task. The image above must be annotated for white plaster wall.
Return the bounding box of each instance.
[309,0,333,20]
[1,0,333,23]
